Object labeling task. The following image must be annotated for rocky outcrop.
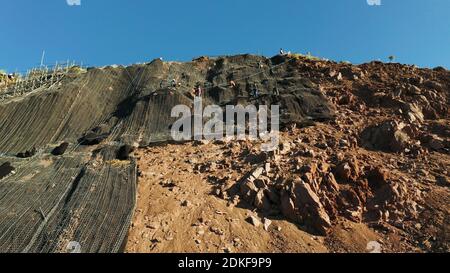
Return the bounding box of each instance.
[360,120,412,152]
[289,180,332,235]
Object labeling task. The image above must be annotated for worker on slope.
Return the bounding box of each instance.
[195,83,203,97]
[252,83,260,98]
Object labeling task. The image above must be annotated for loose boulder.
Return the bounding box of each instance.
[366,166,389,190]
[280,190,297,222]
[333,157,361,183]
[254,189,272,212]
[422,134,447,151]
[360,120,411,152]
[240,178,259,204]
[291,180,332,235]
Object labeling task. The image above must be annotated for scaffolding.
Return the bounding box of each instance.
[0,61,85,101]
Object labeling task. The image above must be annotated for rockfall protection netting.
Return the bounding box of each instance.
[0,54,335,252]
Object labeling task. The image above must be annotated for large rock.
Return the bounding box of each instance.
[322,172,340,193]
[254,189,272,212]
[366,179,419,223]
[239,167,265,203]
[280,190,297,221]
[291,180,332,235]
[240,179,259,203]
[400,102,424,123]
[366,166,389,190]
[360,120,411,152]
[246,215,261,227]
[334,157,361,183]
[292,181,322,208]
[422,134,446,151]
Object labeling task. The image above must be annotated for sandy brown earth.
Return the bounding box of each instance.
[126,131,448,253]
[125,56,449,253]
[127,140,327,253]
[126,137,386,253]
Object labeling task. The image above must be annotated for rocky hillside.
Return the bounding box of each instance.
[0,54,448,253]
[127,55,449,253]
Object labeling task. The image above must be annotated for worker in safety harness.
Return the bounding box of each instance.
[252,83,260,98]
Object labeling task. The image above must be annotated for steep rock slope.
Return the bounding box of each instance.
[0,54,334,252]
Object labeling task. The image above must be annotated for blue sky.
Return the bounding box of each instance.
[0,0,449,73]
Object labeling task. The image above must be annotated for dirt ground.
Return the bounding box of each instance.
[125,132,449,253]
[125,141,379,253]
